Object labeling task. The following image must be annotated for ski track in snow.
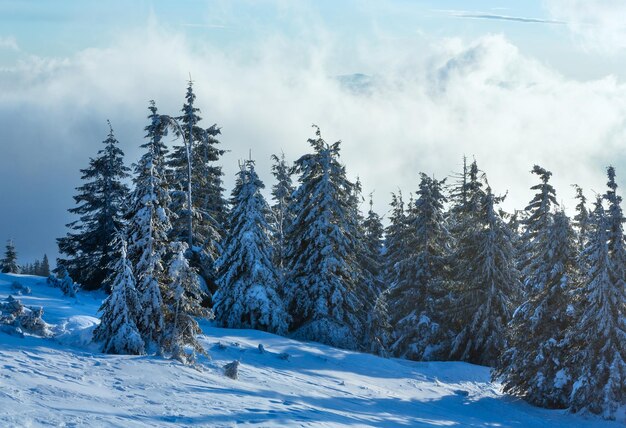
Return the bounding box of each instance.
[0,273,620,427]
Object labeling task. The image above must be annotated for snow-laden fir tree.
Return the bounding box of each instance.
[57,122,130,291]
[360,194,389,354]
[1,240,19,274]
[167,81,226,291]
[383,191,408,290]
[214,160,289,334]
[520,165,558,294]
[572,184,590,253]
[127,101,172,348]
[447,158,484,240]
[449,187,521,366]
[269,152,295,274]
[494,209,578,408]
[376,191,409,356]
[362,194,384,292]
[162,241,212,364]
[387,173,453,361]
[93,234,144,355]
[447,159,487,334]
[285,126,365,349]
[604,166,626,289]
[350,185,389,352]
[568,169,626,419]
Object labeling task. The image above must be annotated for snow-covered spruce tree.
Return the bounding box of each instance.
[449,187,521,366]
[447,158,485,240]
[362,194,384,292]
[127,101,172,348]
[376,191,409,356]
[604,166,626,288]
[162,241,212,364]
[387,173,453,361]
[572,184,590,254]
[351,185,389,353]
[1,240,19,274]
[285,126,365,349]
[493,208,578,408]
[167,81,227,292]
[57,122,130,291]
[567,169,626,419]
[93,235,144,355]
[214,160,289,334]
[270,152,295,274]
[447,159,487,333]
[383,191,408,290]
[519,165,558,294]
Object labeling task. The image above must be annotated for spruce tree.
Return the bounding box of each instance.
[447,158,485,240]
[345,180,388,351]
[127,101,172,348]
[377,191,409,356]
[32,260,41,276]
[285,126,365,349]
[362,194,384,292]
[387,173,452,360]
[167,81,226,291]
[494,209,578,408]
[214,160,289,334]
[568,169,626,419]
[93,235,144,355]
[270,152,294,274]
[40,255,50,277]
[520,165,558,294]
[1,240,19,274]
[383,191,408,291]
[163,242,212,364]
[449,187,521,366]
[572,184,590,253]
[57,122,130,291]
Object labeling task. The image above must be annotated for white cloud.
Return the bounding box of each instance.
[0,36,19,51]
[545,0,626,54]
[2,22,626,260]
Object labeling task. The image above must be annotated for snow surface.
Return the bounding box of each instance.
[0,273,620,427]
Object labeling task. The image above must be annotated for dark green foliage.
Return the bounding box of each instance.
[57,122,130,291]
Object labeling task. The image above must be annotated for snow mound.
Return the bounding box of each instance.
[53,315,100,348]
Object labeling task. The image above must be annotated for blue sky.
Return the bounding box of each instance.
[2,0,626,264]
[0,0,614,76]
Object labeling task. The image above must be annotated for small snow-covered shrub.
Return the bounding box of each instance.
[19,306,50,337]
[11,281,31,295]
[48,267,77,297]
[0,295,51,337]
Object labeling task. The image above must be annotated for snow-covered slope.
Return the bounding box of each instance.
[0,273,619,427]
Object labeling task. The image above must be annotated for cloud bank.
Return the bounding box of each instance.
[546,0,626,53]
[1,21,626,262]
